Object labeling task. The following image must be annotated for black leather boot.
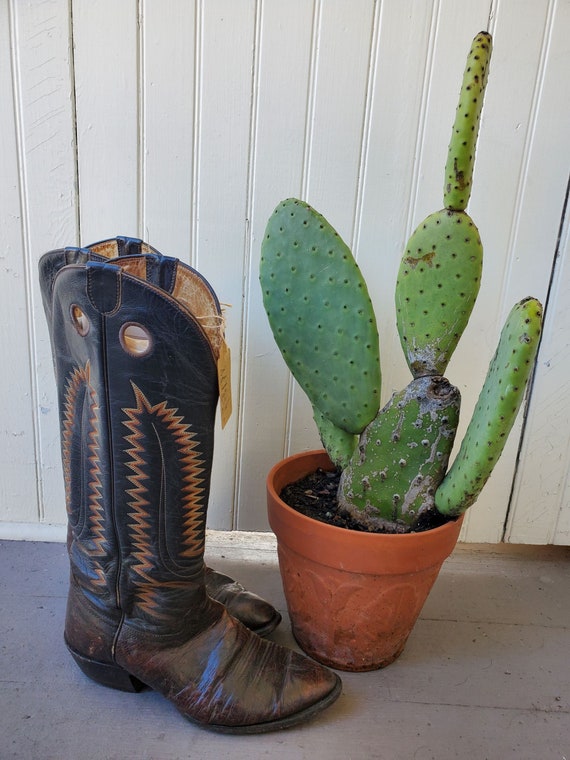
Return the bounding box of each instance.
[39,242,341,732]
[40,238,280,637]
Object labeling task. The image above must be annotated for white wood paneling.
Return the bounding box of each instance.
[190,0,257,529]
[286,0,378,458]
[506,194,570,544]
[458,0,569,542]
[441,0,565,542]
[141,0,196,255]
[0,0,568,543]
[237,0,316,530]
[73,0,140,240]
[3,0,79,527]
[358,0,438,404]
[0,1,38,522]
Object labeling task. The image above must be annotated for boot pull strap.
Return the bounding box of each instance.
[87,236,158,260]
[99,253,179,294]
[64,246,92,264]
[86,261,122,315]
[144,256,179,292]
[113,237,175,288]
[116,236,144,257]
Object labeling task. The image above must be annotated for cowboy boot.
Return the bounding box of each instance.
[39,249,341,732]
[39,238,280,636]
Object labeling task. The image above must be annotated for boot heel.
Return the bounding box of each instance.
[67,645,145,693]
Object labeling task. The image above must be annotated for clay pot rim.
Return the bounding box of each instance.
[267,449,463,574]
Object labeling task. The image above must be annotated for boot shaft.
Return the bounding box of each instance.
[40,240,223,626]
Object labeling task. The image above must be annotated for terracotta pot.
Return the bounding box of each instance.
[267,450,463,672]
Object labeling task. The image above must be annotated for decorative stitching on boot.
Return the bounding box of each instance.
[62,362,107,587]
[122,383,207,617]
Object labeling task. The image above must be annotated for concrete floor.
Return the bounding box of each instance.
[1,533,569,760]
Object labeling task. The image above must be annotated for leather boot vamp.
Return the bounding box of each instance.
[115,606,339,731]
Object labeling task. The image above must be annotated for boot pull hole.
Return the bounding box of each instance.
[120,323,152,357]
[70,305,90,336]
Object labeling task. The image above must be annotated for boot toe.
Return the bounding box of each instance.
[118,610,341,733]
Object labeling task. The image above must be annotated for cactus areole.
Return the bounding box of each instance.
[260,31,543,534]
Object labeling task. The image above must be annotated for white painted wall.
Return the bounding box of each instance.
[1,0,568,543]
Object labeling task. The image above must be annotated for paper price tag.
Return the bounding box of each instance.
[217,340,232,429]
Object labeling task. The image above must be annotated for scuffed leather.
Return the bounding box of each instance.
[115,606,338,730]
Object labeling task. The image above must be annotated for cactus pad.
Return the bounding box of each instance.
[435,297,543,516]
[444,32,492,211]
[338,376,460,531]
[261,198,381,434]
[395,208,483,377]
[313,408,357,469]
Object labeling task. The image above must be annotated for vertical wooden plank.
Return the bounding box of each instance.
[6,0,79,526]
[236,0,316,530]
[506,207,570,544]
[73,0,140,241]
[287,0,377,456]
[140,0,195,256]
[504,0,570,544]
[0,2,38,523]
[301,0,376,229]
[357,0,437,407]
[192,0,256,529]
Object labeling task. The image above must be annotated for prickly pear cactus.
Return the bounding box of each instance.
[260,32,544,535]
[395,208,483,377]
[435,297,543,515]
[260,198,381,435]
[338,376,460,532]
[444,32,492,211]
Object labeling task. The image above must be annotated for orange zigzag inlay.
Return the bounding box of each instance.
[62,362,106,586]
[122,383,206,606]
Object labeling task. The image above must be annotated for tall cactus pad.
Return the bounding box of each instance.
[435,297,543,516]
[444,32,492,211]
[395,208,483,377]
[261,198,381,434]
[338,376,460,531]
